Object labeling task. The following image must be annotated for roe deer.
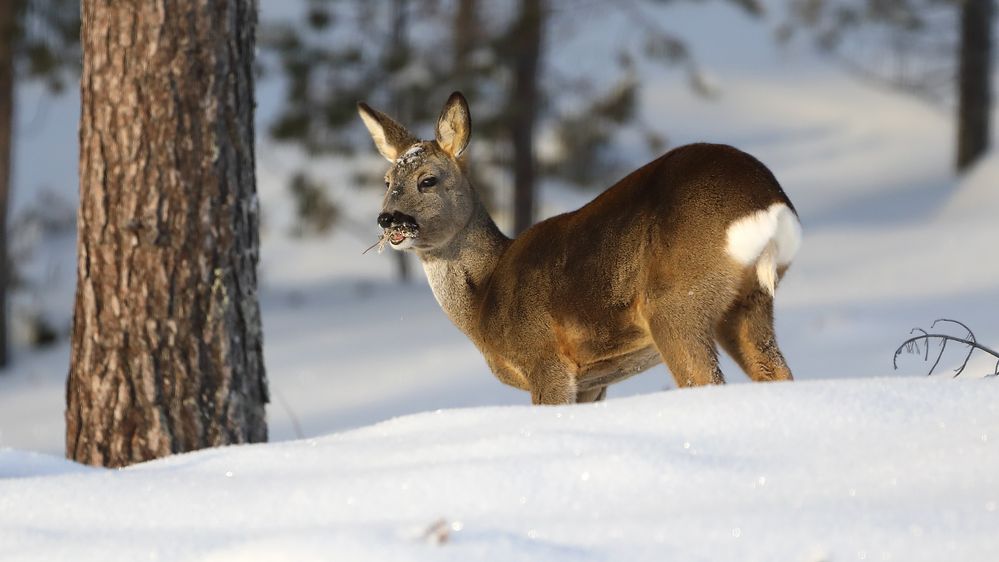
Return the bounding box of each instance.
[358,92,801,405]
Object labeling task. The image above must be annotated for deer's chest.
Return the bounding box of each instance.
[422,259,478,335]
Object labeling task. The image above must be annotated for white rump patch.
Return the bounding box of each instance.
[725,203,801,295]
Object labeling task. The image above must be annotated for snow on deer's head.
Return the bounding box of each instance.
[358,92,476,254]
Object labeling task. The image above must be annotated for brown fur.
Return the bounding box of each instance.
[358,92,797,405]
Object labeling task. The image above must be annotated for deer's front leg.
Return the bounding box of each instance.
[529,358,577,405]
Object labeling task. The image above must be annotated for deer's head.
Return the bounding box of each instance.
[358,92,475,254]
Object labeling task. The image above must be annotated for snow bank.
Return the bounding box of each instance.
[2,377,997,561]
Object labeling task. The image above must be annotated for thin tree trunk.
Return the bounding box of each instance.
[451,0,497,212]
[67,0,267,467]
[0,0,15,369]
[453,0,478,93]
[510,0,543,235]
[956,0,993,172]
[390,0,410,282]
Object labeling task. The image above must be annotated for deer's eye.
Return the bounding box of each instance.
[418,176,438,192]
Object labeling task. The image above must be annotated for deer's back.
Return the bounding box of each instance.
[475,143,794,372]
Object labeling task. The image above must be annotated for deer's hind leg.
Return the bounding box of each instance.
[715,270,793,382]
[645,271,740,388]
[651,323,724,388]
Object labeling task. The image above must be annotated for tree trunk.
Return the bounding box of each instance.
[389,0,410,283]
[0,0,15,369]
[453,0,478,93]
[956,0,993,172]
[510,0,543,235]
[67,0,268,467]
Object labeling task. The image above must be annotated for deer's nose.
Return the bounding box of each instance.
[377,212,394,228]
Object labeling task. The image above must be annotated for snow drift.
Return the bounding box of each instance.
[1,377,997,561]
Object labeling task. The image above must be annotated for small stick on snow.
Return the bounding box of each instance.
[893,318,999,377]
[421,518,450,545]
[271,387,305,440]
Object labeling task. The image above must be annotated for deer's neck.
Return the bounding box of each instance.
[418,205,510,338]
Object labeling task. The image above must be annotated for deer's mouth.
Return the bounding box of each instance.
[388,229,415,245]
[374,211,420,251]
[385,219,420,248]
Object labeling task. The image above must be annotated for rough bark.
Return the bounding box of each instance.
[510,0,543,235]
[67,0,268,467]
[0,0,14,369]
[956,0,993,172]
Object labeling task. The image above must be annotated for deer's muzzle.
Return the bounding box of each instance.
[377,211,420,247]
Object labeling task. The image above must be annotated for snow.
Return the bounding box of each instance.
[2,0,999,559]
[2,378,997,561]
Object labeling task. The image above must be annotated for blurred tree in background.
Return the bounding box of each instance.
[781,0,994,173]
[0,0,78,368]
[262,0,763,270]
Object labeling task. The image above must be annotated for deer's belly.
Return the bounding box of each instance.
[575,345,662,391]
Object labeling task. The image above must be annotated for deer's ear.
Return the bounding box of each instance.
[357,102,418,162]
[435,92,471,159]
